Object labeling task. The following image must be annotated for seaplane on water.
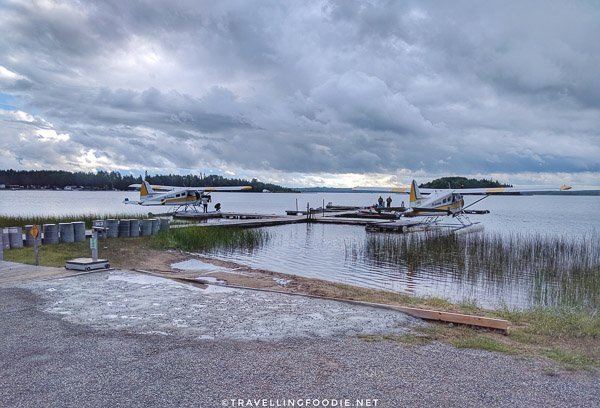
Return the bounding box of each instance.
[354,180,572,232]
[124,180,252,212]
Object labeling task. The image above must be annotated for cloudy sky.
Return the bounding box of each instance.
[1,0,599,187]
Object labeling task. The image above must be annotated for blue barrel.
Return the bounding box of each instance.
[72,222,86,242]
[43,224,59,245]
[118,219,131,237]
[59,223,74,243]
[140,219,153,236]
[2,228,10,250]
[105,219,118,238]
[150,219,160,235]
[8,227,24,248]
[159,218,170,232]
[129,219,140,237]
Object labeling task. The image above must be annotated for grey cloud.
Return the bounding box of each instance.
[0,0,599,184]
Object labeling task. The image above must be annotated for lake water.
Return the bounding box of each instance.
[1,190,599,309]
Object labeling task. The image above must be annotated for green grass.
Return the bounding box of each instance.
[3,241,90,267]
[542,349,597,370]
[495,307,600,339]
[0,213,147,228]
[152,226,271,252]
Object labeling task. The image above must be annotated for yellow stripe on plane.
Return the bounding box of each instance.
[485,187,506,194]
[409,180,418,203]
[140,182,149,197]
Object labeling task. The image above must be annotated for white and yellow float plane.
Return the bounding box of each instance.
[354,180,572,217]
[124,180,252,211]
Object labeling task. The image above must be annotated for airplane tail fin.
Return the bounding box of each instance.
[409,180,422,204]
[140,180,155,198]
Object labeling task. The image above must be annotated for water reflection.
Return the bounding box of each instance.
[208,224,600,310]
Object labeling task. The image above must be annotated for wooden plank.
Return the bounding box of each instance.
[0,261,101,285]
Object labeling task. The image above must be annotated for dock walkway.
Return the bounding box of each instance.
[0,261,89,286]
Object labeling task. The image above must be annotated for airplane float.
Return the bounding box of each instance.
[124,180,252,212]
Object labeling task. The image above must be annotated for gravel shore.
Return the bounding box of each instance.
[1,271,598,408]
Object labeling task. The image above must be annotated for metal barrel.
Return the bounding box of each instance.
[59,223,74,243]
[149,218,160,235]
[105,219,119,238]
[8,226,24,248]
[43,224,59,245]
[72,221,86,242]
[25,225,42,246]
[2,228,11,249]
[118,219,131,237]
[159,218,170,232]
[129,219,140,237]
[140,219,153,236]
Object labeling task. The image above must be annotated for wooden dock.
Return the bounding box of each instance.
[0,261,99,286]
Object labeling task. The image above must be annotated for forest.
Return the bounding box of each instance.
[420,176,511,189]
[0,170,294,192]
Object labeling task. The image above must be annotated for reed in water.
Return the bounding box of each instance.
[153,226,271,252]
[345,230,600,309]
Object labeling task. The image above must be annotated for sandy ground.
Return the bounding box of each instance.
[19,270,421,341]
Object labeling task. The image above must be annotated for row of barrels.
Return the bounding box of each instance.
[0,218,170,250]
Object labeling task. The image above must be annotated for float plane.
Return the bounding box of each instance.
[354,180,573,231]
[124,180,252,212]
[354,180,572,216]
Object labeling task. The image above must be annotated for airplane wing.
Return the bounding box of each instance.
[442,185,572,195]
[352,186,411,193]
[353,185,572,195]
[199,186,253,192]
[128,184,252,192]
[128,183,175,191]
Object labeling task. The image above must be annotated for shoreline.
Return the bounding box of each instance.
[2,238,599,371]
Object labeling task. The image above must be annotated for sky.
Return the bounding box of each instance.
[1,0,599,188]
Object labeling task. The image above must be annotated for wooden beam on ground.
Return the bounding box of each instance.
[388,305,510,334]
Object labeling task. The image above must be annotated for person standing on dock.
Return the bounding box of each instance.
[201,196,209,212]
[378,196,384,208]
[386,196,392,208]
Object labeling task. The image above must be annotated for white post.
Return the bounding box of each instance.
[91,229,98,261]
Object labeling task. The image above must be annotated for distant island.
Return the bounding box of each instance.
[420,177,512,189]
[0,169,294,193]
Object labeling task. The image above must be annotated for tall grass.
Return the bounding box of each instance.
[0,213,147,228]
[346,231,600,309]
[153,226,270,252]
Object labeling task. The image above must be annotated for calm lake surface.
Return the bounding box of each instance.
[1,190,599,309]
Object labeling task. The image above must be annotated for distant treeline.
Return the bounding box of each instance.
[0,169,295,192]
[420,176,511,189]
[0,169,140,190]
[145,173,295,193]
